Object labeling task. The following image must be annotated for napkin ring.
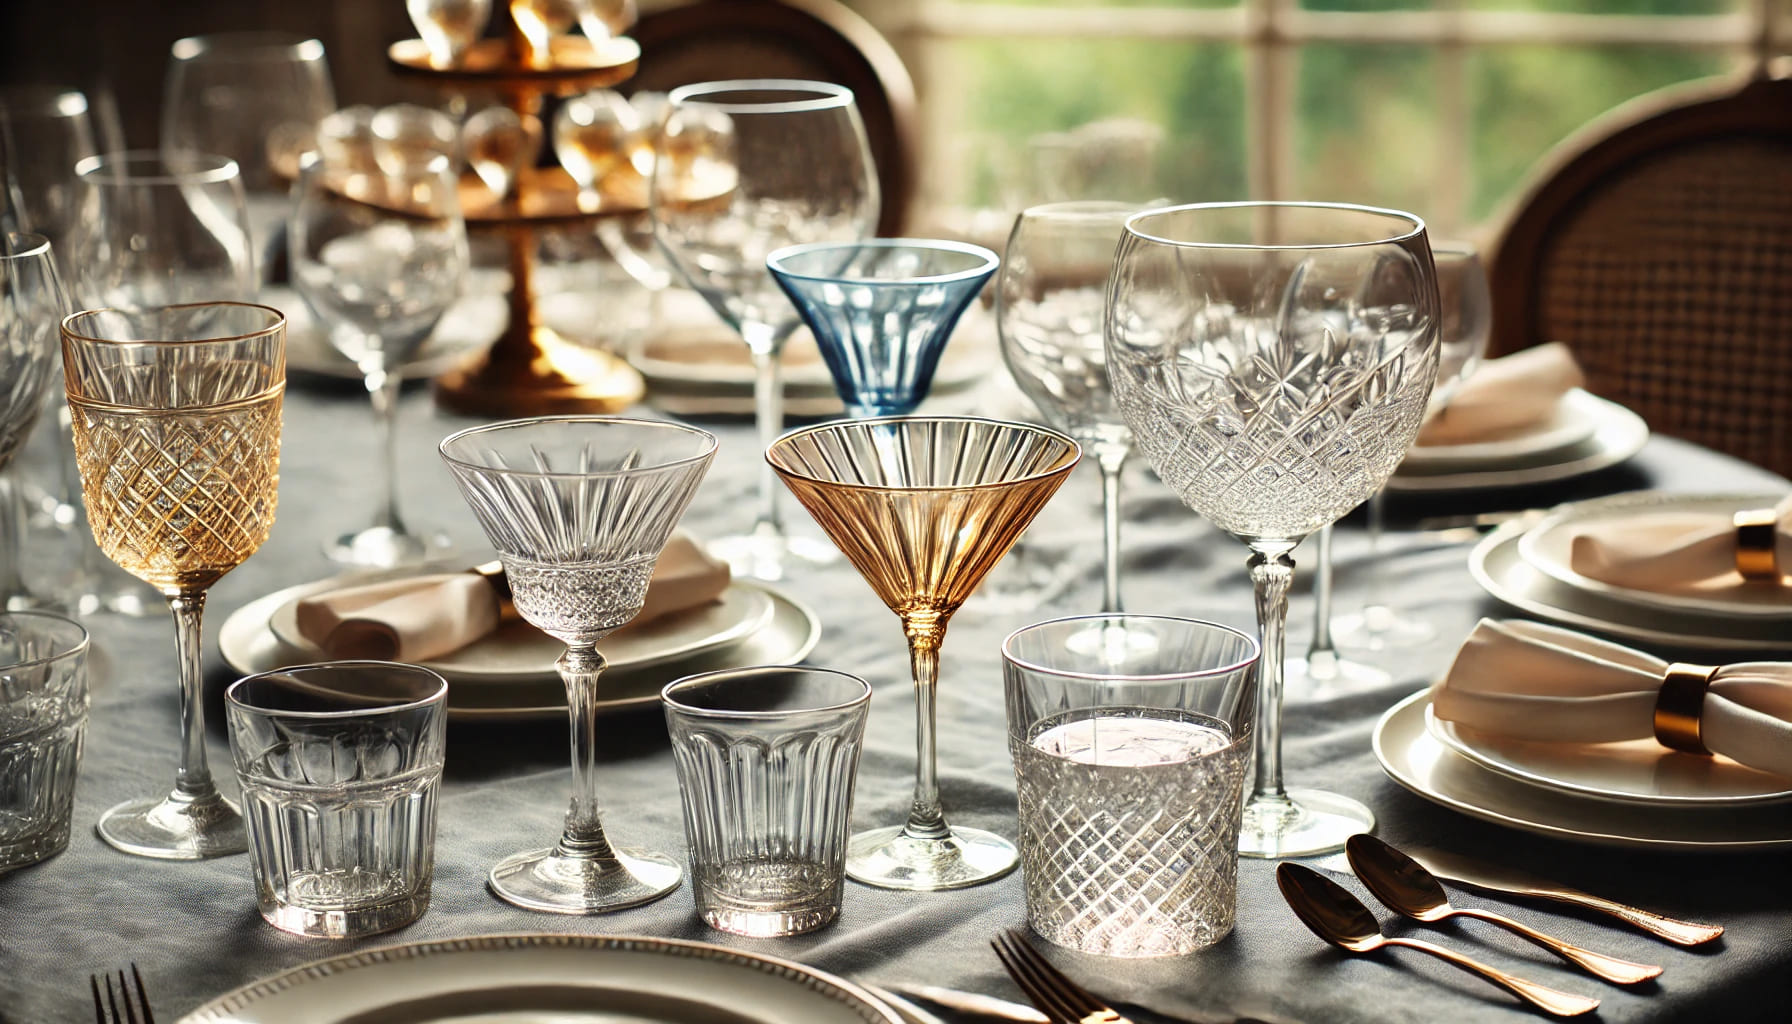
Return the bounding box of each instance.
[1654,663,1717,756]
[1732,508,1778,581]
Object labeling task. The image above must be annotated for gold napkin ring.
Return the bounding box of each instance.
[470,560,518,620]
[1654,663,1718,756]
[1733,508,1778,581]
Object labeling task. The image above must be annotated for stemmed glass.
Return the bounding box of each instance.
[768,416,1079,889]
[441,416,716,913]
[0,235,68,611]
[651,79,879,581]
[289,153,470,567]
[1105,202,1440,858]
[63,302,285,858]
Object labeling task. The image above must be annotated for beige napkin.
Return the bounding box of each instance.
[1415,342,1586,447]
[295,533,730,661]
[1569,496,1792,592]
[1433,618,1792,778]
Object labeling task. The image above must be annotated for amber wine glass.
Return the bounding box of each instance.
[768,417,1078,890]
[63,302,284,859]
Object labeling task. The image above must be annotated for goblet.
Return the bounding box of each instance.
[767,239,998,417]
[406,0,494,68]
[0,234,67,611]
[1105,202,1440,858]
[768,416,1079,889]
[441,416,716,913]
[63,302,285,858]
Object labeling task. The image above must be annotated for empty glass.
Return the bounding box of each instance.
[0,235,66,612]
[0,611,89,874]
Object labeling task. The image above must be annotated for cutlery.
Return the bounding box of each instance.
[863,983,951,1024]
[90,964,155,1024]
[1347,834,1661,985]
[991,928,1135,1024]
[885,983,1050,1023]
[1278,863,1599,1018]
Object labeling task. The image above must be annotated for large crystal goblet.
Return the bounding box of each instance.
[0,234,67,611]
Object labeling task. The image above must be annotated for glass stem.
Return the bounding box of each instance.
[742,321,785,539]
[366,366,406,534]
[1247,547,1297,804]
[555,644,620,865]
[1097,450,1127,614]
[1361,487,1390,624]
[901,613,950,842]
[0,470,26,604]
[1307,524,1337,658]
[168,590,220,800]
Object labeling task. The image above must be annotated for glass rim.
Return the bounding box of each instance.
[0,84,89,118]
[660,666,872,720]
[1001,614,1262,682]
[766,238,999,286]
[0,232,54,264]
[226,661,449,719]
[75,150,241,186]
[61,302,286,348]
[766,415,1080,493]
[1123,201,1427,252]
[439,415,719,480]
[667,79,855,114]
[170,32,326,63]
[1016,199,1141,223]
[0,610,91,671]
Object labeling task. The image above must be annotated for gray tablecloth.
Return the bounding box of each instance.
[3,375,1790,1024]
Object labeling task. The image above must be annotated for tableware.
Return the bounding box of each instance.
[225,662,447,938]
[862,987,948,1024]
[65,302,285,860]
[1386,390,1648,492]
[884,984,1050,1024]
[553,89,642,201]
[1105,201,1441,858]
[441,416,716,913]
[663,666,871,936]
[1276,863,1600,1018]
[1002,614,1258,957]
[1403,401,1594,466]
[266,282,503,383]
[990,929,1137,1024]
[579,0,636,38]
[1345,834,1660,984]
[369,104,459,176]
[0,610,88,873]
[406,0,493,67]
[652,79,879,581]
[0,235,66,611]
[174,933,905,1023]
[769,416,1078,890]
[463,106,533,201]
[90,964,153,1024]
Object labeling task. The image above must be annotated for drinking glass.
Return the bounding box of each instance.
[226,662,447,938]
[63,302,285,858]
[370,104,460,177]
[652,80,879,581]
[767,239,998,417]
[0,234,67,611]
[768,416,1079,890]
[1003,614,1258,956]
[0,610,89,873]
[1105,202,1440,858]
[441,416,716,913]
[406,0,494,68]
[290,153,470,567]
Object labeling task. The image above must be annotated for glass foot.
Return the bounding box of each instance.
[846,825,1017,891]
[488,845,681,914]
[708,525,838,582]
[1333,605,1436,653]
[326,525,452,569]
[97,791,247,860]
[1237,788,1373,859]
[1285,649,1391,701]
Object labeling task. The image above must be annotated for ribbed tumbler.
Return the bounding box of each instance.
[0,611,89,873]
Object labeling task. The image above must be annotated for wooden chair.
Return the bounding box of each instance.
[630,0,918,237]
[1487,70,1792,476]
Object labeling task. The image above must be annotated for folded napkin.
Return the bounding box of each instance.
[295,533,730,661]
[1415,342,1586,447]
[1570,496,1792,592]
[1434,618,1792,778]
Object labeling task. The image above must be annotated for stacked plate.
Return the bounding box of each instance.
[1389,388,1649,492]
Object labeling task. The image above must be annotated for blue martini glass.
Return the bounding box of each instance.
[767,239,999,417]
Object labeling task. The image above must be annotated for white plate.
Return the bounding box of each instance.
[1517,491,1792,619]
[1387,391,1648,492]
[1404,394,1597,467]
[1373,691,1792,851]
[176,933,903,1023]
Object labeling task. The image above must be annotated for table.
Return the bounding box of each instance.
[3,373,1788,1024]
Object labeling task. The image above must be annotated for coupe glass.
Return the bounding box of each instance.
[768,416,1079,889]
[290,153,470,567]
[767,239,998,417]
[63,302,285,858]
[0,235,67,611]
[651,80,879,581]
[1105,202,1440,858]
[440,416,716,913]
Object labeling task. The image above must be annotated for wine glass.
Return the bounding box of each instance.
[441,417,716,913]
[63,302,285,858]
[463,106,535,202]
[0,234,67,611]
[406,0,494,68]
[370,104,460,177]
[768,416,1079,889]
[553,89,642,209]
[289,152,470,567]
[651,79,879,581]
[1105,202,1440,858]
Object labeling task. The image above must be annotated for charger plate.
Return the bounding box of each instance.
[1388,390,1647,492]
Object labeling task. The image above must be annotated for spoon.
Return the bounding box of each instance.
[1347,834,1662,985]
[1278,863,1600,1018]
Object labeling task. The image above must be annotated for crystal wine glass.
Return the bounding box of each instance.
[0,234,67,611]
[406,0,494,68]
[652,79,879,581]
[1105,202,1440,858]
[63,302,285,858]
[768,416,1079,889]
[441,416,716,913]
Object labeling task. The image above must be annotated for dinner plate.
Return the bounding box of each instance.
[1516,491,1792,618]
[1387,391,1648,492]
[1373,691,1792,851]
[1403,394,1597,467]
[176,933,903,1023]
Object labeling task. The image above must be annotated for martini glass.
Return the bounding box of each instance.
[766,239,998,417]
[768,416,1079,889]
[440,416,716,913]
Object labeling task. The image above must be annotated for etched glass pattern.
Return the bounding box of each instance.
[0,612,89,873]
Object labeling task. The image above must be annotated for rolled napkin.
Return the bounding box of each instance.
[1415,342,1587,447]
[1433,618,1792,779]
[1570,496,1792,591]
[295,533,731,661]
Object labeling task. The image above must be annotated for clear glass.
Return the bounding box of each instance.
[405,0,494,67]
[289,154,470,567]
[0,235,67,612]
[440,416,716,914]
[767,239,999,417]
[651,80,879,581]
[0,611,89,873]
[369,104,459,177]
[768,416,1079,890]
[63,302,286,859]
[463,106,533,202]
[662,666,871,936]
[1003,614,1258,957]
[1105,202,1441,858]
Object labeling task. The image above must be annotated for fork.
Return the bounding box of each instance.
[90,964,156,1024]
[991,928,1135,1024]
